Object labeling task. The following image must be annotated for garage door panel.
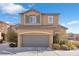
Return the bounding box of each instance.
[22,35,49,47]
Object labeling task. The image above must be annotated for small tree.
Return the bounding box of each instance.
[6,26,17,43]
[53,34,61,44]
[53,33,68,45]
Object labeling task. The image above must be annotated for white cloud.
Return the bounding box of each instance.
[66,20,79,34]
[28,3,35,8]
[60,23,66,26]
[67,30,71,33]
[67,20,79,25]
[0,3,26,14]
[6,21,15,25]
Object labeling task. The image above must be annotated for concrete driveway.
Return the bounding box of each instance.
[0,43,79,56]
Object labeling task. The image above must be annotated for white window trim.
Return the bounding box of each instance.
[29,16,37,24]
[48,16,53,24]
[25,15,41,25]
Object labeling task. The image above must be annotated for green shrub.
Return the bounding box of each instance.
[53,34,61,44]
[52,44,61,50]
[6,26,17,43]
[53,33,68,44]
[59,39,68,45]
[53,33,75,50]
[65,41,75,50]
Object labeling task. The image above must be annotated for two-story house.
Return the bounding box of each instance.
[15,9,67,48]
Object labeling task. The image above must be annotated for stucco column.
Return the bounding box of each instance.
[17,35,22,47]
[53,15,59,35]
[49,35,53,48]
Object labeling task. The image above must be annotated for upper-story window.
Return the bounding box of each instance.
[26,15,40,24]
[48,16,53,24]
[29,16,36,24]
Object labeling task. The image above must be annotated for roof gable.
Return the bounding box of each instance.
[20,9,41,14]
[20,9,60,15]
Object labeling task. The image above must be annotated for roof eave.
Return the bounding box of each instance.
[19,9,60,15]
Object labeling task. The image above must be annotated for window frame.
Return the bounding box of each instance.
[48,16,53,24]
[25,15,41,25]
[29,16,37,24]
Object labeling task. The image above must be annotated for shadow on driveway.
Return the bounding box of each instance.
[0,43,53,55]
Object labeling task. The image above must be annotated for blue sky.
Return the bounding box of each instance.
[0,3,79,34]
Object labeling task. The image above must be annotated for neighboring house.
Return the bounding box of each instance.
[67,33,79,41]
[0,21,10,40]
[0,21,15,41]
[15,9,67,48]
[76,34,79,41]
[67,33,76,40]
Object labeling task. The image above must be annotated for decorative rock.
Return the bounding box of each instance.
[61,45,69,50]
[73,46,78,50]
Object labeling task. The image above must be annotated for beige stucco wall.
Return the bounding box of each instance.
[59,27,67,39]
[20,14,25,25]
[42,14,58,26]
[23,10,42,25]
[20,10,58,28]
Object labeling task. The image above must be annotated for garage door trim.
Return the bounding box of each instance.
[21,35,49,47]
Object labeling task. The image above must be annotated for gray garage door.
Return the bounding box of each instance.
[22,35,49,47]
